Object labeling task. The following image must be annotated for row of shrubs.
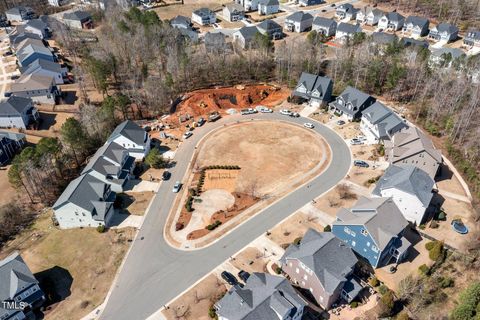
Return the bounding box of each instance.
[185,196,194,212]
[203,165,241,170]
[206,220,222,231]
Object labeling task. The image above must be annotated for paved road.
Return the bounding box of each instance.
[100,113,351,320]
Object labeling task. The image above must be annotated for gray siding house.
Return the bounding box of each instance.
[280,229,361,309]
[215,273,306,320]
[428,23,459,43]
[378,12,404,31]
[63,11,93,29]
[335,3,358,20]
[19,19,49,39]
[223,3,245,22]
[403,16,429,37]
[0,96,39,129]
[312,17,337,37]
[106,120,151,160]
[191,8,216,26]
[0,252,46,320]
[21,58,67,85]
[329,86,375,120]
[464,30,480,47]
[170,15,192,29]
[5,6,35,22]
[10,74,60,105]
[284,11,313,33]
[257,19,283,39]
[360,101,407,141]
[233,26,260,49]
[258,0,279,15]
[293,72,333,106]
[335,22,362,42]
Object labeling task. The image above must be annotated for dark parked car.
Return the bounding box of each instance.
[162,170,171,180]
[354,160,369,168]
[238,270,250,283]
[221,271,238,285]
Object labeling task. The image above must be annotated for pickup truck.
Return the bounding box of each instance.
[208,112,221,122]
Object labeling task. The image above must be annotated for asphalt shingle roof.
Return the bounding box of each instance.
[434,22,458,34]
[372,32,397,44]
[389,126,442,163]
[294,72,332,100]
[286,11,313,23]
[193,8,214,17]
[0,96,32,116]
[313,16,336,29]
[257,19,282,32]
[383,11,404,22]
[63,10,91,22]
[236,26,260,40]
[107,120,147,146]
[336,22,360,34]
[405,16,429,28]
[11,74,53,92]
[362,101,407,138]
[22,58,64,75]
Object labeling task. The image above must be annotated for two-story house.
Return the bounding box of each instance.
[373,165,435,225]
[293,72,333,107]
[0,96,39,129]
[284,11,313,33]
[403,16,429,37]
[378,12,405,31]
[360,101,408,141]
[5,6,35,22]
[107,120,151,160]
[21,58,68,85]
[329,86,375,120]
[335,22,362,42]
[215,273,306,320]
[356,7,384,26]
[0,252,46,320]
[10,73,60,105]
[335,3,358,20]
[170,15,193,29]
[312,17,337,37]
[332,197,411,268]
[258,0,279,15]
[223,3,245,22]
[257,19,283,39]
[16,40,55,68]
[385,126,442,179]
[298,0,324,6]
[63,10,93,29]
[233,26,261,49]
[191,8,216,26]
[463,30,480,47]
[428,22,458,43]
[280,229,361,309]
[0,131,26,166]
[235,0,260,11]
[53,173,117,229]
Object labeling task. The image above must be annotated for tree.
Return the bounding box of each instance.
[145,148,167,169]
[60,117,90,166]
[451,282,480,320]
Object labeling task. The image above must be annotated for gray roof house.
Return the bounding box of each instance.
[401,37,429,48]
[215,273,307,320]
[63,10,93,29]
[293,72,333,106]
[373,164,435,225]
[385,126,442,179]
[81,141,135,192]
[378,12,405,31]
[335,22,362,42]
[5,6,35,22]
[280,229,361,309]
[178,27,199,43]
[258,0,280,16]
[312,17,337,37]
[257,19,283,39]
[360,101,407,141]
[16,40,55,68]
[428,22,458,43]
[329,86,375,120]
[284,11,314,33]
[298,0,324,7]
[10,73,60,105]
[429,47,466,67]
[223,3,245,22]
[18,18,49,39]
[9,32,42,50]
[0,252,46,320]
[464,30,480,47]
[21,58,68,85]
[233,26,260,49]
[371,32,398,45]
[204,32,229,53]
[335,3,358,20]
[0,96,39,129]
[170,15,192,29]
[0,131,26,165]
[356,7,384,26]
[53,173,116,229]
[191,8,216,26]
[107,120,151,160]
[403,16,429,37]
[332,197,411,268]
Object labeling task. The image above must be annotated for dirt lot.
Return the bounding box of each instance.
[345,165,385,188]
[230,247,270,274]
[121,192,152,216]
[154,0,231,21]
[195,121,328,195]
[268,211,325,248]
[0,211,135,320]
[162,273,227,320]
[202,169,239,193]
[0,167,18,206]
[313,184,361,217]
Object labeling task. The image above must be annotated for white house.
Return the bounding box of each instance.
[335,3,358,20]
[235,0,260,11]
[403,16,429,37]
[223,3,245,22]
[53,173,116,229]
[312,17,337,37]
[335,22,362,42]
[378,12,405,31]
[356,7,384,26]
[21,58,67,85]
[360,101,408,142]
[258,0,279,15]
[0,96,39,129]
[372,165,435,225]
[428,23,459,43]
[107,120,151,160]
[10,74,60,105]
[191,8,216,26]
[284,11,313,33]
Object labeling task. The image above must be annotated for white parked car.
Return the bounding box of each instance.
[280,109,292,116]
[256,106,273,113]
[303,123,314,129]
[183,131,193,139]
[356,135,367,141]
[350,138,364,145]
[172,181,182,193]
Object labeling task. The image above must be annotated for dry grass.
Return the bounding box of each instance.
[0,167,18,206]
[231,247,269,274]
[202,169,239,193]
[268,211,325,247]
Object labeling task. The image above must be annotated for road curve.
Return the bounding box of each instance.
[100,113,351,320]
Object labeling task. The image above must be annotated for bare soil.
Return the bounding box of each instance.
[202,169,239,193]
[0,167,18,206]
[313,186,361,217]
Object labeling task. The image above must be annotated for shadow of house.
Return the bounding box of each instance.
[424,193,446,222]
[58,91,77,105]
[38,112,57,130]
[435,163,453,182]
[34,266,73,309]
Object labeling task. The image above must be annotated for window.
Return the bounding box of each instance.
[352,240,356,246]
[344,227,356,237]
[372,245,379,253]
[367,242,370,247]
[361,229,368,236]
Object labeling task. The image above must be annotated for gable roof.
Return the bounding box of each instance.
[382,11,404,22]
[294,72,332,100]
[171,15,191,27]
[25,18,47,31]
[81,141,129,177]
[107,120,147,146]
[372,32,397,44]
[338,86,372,107]
[373,165,434,207]
[280,230,357,294]
[257,19,282,32]
[225,2,245,12]
[335,197,408,250]
[9,32,42,48]
[216,273,306,320]
[431,47,465,59]
[193,8,215,17]
[0,252,38,307]
[22,58,64,75]
[286,11,313,23]
[17,42,53,64]
[0,131,26,142]
[362,101,407,138]
[336,22,360,34]
[236,26,260,40]
[405,16,429,28]
[389,126,442,164]
[313,17,336,29]
[259,0,279,5]
[11,74,54,92]
[401,37,429,48]
[359,7,384,17]
[0,96,32,116]
[63,10,91,22]
[337,3,354,12]
[433,22,458,34]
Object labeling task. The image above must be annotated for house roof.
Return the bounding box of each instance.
[335,197,408,250]
[9,32,42,48]
[0,252,38,309]
[171,15,191,27]
[53,173,115,221]
[193,8,214,17]
[25,18,47,32]
[336,22,360,34]
[434,22,458,34]
[401,37,429,48]
[405,16,429,28]
[430,47,465,59]
[359,7,384,17]
[236,26,260,40]
[338,86,372,107]
[389,126,442,164]
[0,131,26,142]
[337,3,354,12]
[107,120,147,146]
[6,6,33,16]
[372,32,397,44]
[216,273,306,320]
[286,11,313,23]
[63,10,91,22]
[0,96,32,116]
[383,11,404,22]
[11,74,54,92]
[257,19,282,32]
[294,72,332,100]
[362,101,407,138]
[81,140,130,177]
[205,31,226,44]
[259,0,279,6]
[466,30,480,41]
[313,17,336,29]
[225,3,245,12]
[17,42,53,64]
[280,230,358,295]
[22,58,64,75]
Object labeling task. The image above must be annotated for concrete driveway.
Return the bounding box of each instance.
[99,113,351,320]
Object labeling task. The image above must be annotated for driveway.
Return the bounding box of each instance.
[99,113,351,320]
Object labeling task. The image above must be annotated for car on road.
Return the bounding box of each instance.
[350,138,364,145]
[353,160,369,168]
[290,112,300,118]
[172,181,182,193]
[197,117,206,127]
[183,131,193,139]
[336,120,345,125]
[303,122,314,129]
[3,92,11,98]
[256,106,273,113]
[356,135,367,141]
[238,270,250,282]
[241,108,257,115]
[280,109,292,116]
[208,111,221,122]
[221,271,238,285]
[162,171,171,180]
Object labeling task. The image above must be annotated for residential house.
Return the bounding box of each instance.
[5,6,35,22]
[63,11,93,29]
[332,197,411,268]
[378,12,404,31]
[360,101,407,141]
[235,0,260,11]
[428,23,458,43]
[53,173,117,229]
[373,165,435,225]
[10,74,60,105]
[385,126,442,179]
[293,72,333,106]
[429,47,466,67]
[17,19,49,39]
[0,96,39,129]
[107,120,151,160]
[335,3,358,21]
[371,32,398,46]
[81,141,135,192]
[178,28,199,43]
[284,11,313,33]
[16,40,55,68]
[48,0,69,6]
[191,8,216,26]
[464,30,480,47]
[335,23,362,42]
[403,16,429,37]
[257,19,283,39]
[356,7,384,26]
[204,32,229,54]
[21,58,68,85]
[401,37,429,48]
[258,0,279,15]
[0,252,46,320]
[0,14,8,27]
[9,32,42,51]
[329,86,375,120]
[299,0,324,6]
[170,15,193,29]
[0,131,26,165]
[280,229,361,309]
[312,17,337,37]
[214,273,306,320]
[233,26,260,49]
[223,3,245,22]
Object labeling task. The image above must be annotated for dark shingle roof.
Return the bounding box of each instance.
[286,11,313,23]
[258,19,282,32]
[63,10,91,22]
[236,26,260,40]
[0,96,32,116]
[107,120,147,146]
[434,22,458,34]
[193,8,215,17]
[372,32,397,44]
[336,22,360,34]
[313,16,336,29]
[405,16,429,28]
